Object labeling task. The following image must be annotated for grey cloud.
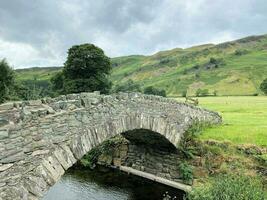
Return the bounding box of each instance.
[0,0,267,68]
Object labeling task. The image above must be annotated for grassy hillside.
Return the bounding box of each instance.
[15,34,267,96]
[15,67,61,82]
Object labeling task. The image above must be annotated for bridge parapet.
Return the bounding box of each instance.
[0,92,221,200]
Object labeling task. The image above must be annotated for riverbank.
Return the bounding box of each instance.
[176,96,267,198]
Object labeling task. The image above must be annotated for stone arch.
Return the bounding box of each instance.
[0,92,221,199]
[19,114,183,200]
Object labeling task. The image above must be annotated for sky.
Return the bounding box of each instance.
[1,0,267,69]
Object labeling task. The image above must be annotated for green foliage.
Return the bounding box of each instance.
[63,44,111,79]
[51,72,64,95]
[0,59,15,103]
[51,43,112,95]
[80,136,125,169]
[260,78,267,95]
[196,88,209,97]
[178,162,193,184]
[143,86,166,97]
[63,76,111,94]
[113,79,141,93]
[186,174,265,200]
[80,148,102,169]
[235,49,249,56]
[178,122,210,159]
[182,90,187,97]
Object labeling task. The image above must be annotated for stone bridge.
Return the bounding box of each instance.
[0,92,221,200]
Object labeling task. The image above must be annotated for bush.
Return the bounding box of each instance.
[144,86,166,97]
[186,174,264,200]
[80,136,125,169]
[207,57,225,69]
[260,78,267,95]
[178,122,210,159]
[113,79,142,93]
[235,49,249,56]
[182,90,187,97]
[196,88,209,97]
[178,162,193,184]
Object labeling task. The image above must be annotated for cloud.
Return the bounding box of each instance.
[0,0,267,68]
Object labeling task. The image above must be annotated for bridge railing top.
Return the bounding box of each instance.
[0,92,221,129]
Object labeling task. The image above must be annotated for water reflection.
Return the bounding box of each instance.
[43,166,185,200]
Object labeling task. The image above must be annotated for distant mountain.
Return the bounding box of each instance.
[16,34,267,96]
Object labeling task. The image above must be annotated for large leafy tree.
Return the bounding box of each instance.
[260,78,267,95]
[58,44,112,94]
[0,59,15,103]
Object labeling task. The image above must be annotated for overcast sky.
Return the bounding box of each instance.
[1,0,267,69]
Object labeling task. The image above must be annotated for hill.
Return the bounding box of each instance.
[15,34,267,96]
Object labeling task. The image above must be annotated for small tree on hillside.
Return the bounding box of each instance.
[260,78,267,95]
[0,59,15,103]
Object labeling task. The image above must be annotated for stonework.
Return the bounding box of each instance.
[0,92,221,200]
[96,139,185,183]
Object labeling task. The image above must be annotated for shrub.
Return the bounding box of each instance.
[178,162,193,184]
[144,86,166,97]
[235,49,249,56]
[113,79,142,93]
[260,78,267,95]
[182,90,187,97]
[80,136,125,169]
[178,122,210,159]
[186,174,265,200]
[196,88,209,97]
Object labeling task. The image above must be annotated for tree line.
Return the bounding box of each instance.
[0,43,168,104]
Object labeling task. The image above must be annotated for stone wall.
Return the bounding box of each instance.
[95,136,185,184]
[0,92,221,199]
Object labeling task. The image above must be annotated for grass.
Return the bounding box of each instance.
[176,96,267,147]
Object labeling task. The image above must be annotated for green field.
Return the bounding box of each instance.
[177,96,267,146]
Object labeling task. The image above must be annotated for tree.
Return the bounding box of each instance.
[182,90,187,97]
[51,72,64,95]
[144,86,166,97]
[52,44,112,95]
[113,79,141,93]
[260,78,267,95]
[196,88,209,97]
[0,59,15,103]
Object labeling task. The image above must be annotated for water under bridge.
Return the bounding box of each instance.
[0,92,221,200]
